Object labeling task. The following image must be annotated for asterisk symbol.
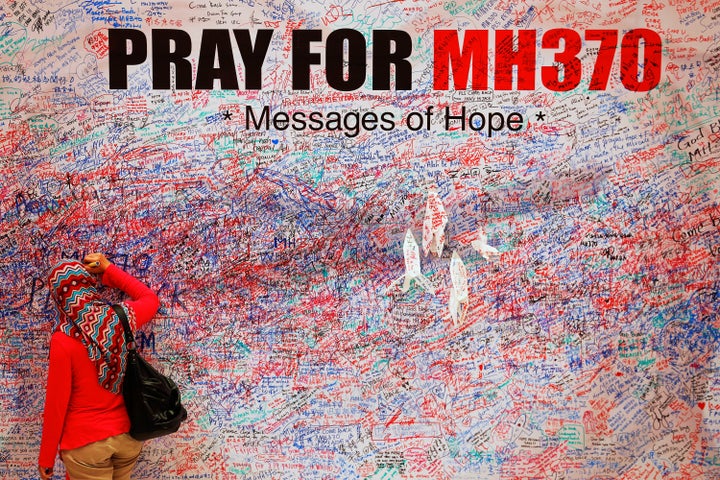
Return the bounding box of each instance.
[223,110,233,120]
[535,111,546,121]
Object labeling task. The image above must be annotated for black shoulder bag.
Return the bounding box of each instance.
[112,304,187,441]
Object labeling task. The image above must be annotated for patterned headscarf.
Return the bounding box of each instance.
[48,259,136,394]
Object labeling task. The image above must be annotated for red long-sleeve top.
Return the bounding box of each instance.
[39,264,160,469]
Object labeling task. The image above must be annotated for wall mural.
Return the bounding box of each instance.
[2,0,720,478]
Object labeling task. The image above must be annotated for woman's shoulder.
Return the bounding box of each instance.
[50,330,85,351]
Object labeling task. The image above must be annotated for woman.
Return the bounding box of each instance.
[39,252,160,480]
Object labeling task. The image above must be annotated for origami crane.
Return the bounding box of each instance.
[449,251,469,324]
[471,227,500,260]
[387,229,434,294]
[422,190,448,257]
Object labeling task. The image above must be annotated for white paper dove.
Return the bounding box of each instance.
[387,229,434,293]
[449,251,469,324]
[471,227,499,260]
[422,190,448,257]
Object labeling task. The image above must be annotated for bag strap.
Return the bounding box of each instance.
[111,304,136,351]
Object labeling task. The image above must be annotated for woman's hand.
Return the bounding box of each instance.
[38,465,53,480]
[83,252,112,274]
